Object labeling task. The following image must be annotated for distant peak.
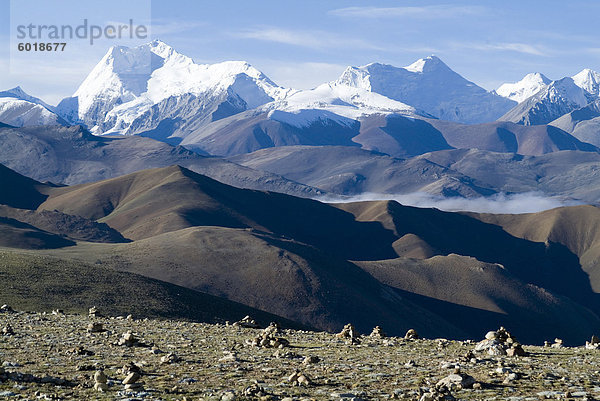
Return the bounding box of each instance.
[5,86,27,97]
[104,40,176,59]
[572,68,600,82]
[404,55,448,73]
[523,72,551,83]
[575,68,597,75]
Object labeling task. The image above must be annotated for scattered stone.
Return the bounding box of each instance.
[233,315,261,329]
[337,323,361,345]
[551,338,564,348]
[288,370,312,386]
[405,329,419,340]
[370,326,386,338]
[436,368,476,390]
[461,350,476,362]
[51,309,64,316]
[87,322,105,333]
[149,346,163,354]
[243,383,268,397]
[503,372,519,384]
[273,349,302,359]
[0,304,15,313]
[67,346,94,356]
[219,351,239,362]
[419,385,455,401]
[2,324,14,336]
[120,361,142,375]
[303,355,320,365]
[221,390,237,401]
[160,352,180,364]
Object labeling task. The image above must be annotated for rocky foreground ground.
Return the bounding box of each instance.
[1,307,600,401]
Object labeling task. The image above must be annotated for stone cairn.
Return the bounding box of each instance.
[586,335,600,350]
[88,306,102,318]
[93,370,108,392]
[336,323,360,345]
[120,362,143,391]
[233,315,261,329]
[474,326,526,356]
[288,370,312,387]
[370,326,386,338]
[404,328,419,340]
[117,331,145,347]
[247,322,290,348]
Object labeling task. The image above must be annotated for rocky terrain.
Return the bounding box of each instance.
[2,307,600,400]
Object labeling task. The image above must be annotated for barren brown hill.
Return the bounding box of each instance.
[34,226,463,337]
[38,165,398,260]
[4,165,600,342]
[0,251,303,328]
[335,200,599,310]
[0,163,48,209]
[355,254,600,344]
[470,205,600,291]
[0,217,75,249]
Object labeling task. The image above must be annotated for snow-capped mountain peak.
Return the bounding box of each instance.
[0,86,55,111]
[546,77,589,107]
[572,68,600,98]
[334,56,515,124]
[59,40,293,136]
[495,72,551,103]
[335,66,372,91]
[0,86,65,127]
[499,77,589,125]
[404,55,449,73]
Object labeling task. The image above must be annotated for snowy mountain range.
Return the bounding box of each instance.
[495,68,600,127]
[2,40,600,155]
[335,57,516,124]
[0,87,65,127]
[50,41,519,140]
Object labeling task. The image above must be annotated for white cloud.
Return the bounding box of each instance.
[451,41,548,56]
[329,5,486,19]
[318,192,582,215]
[235,27,385,51]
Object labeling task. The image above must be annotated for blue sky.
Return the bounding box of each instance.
[1,0,600,105]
